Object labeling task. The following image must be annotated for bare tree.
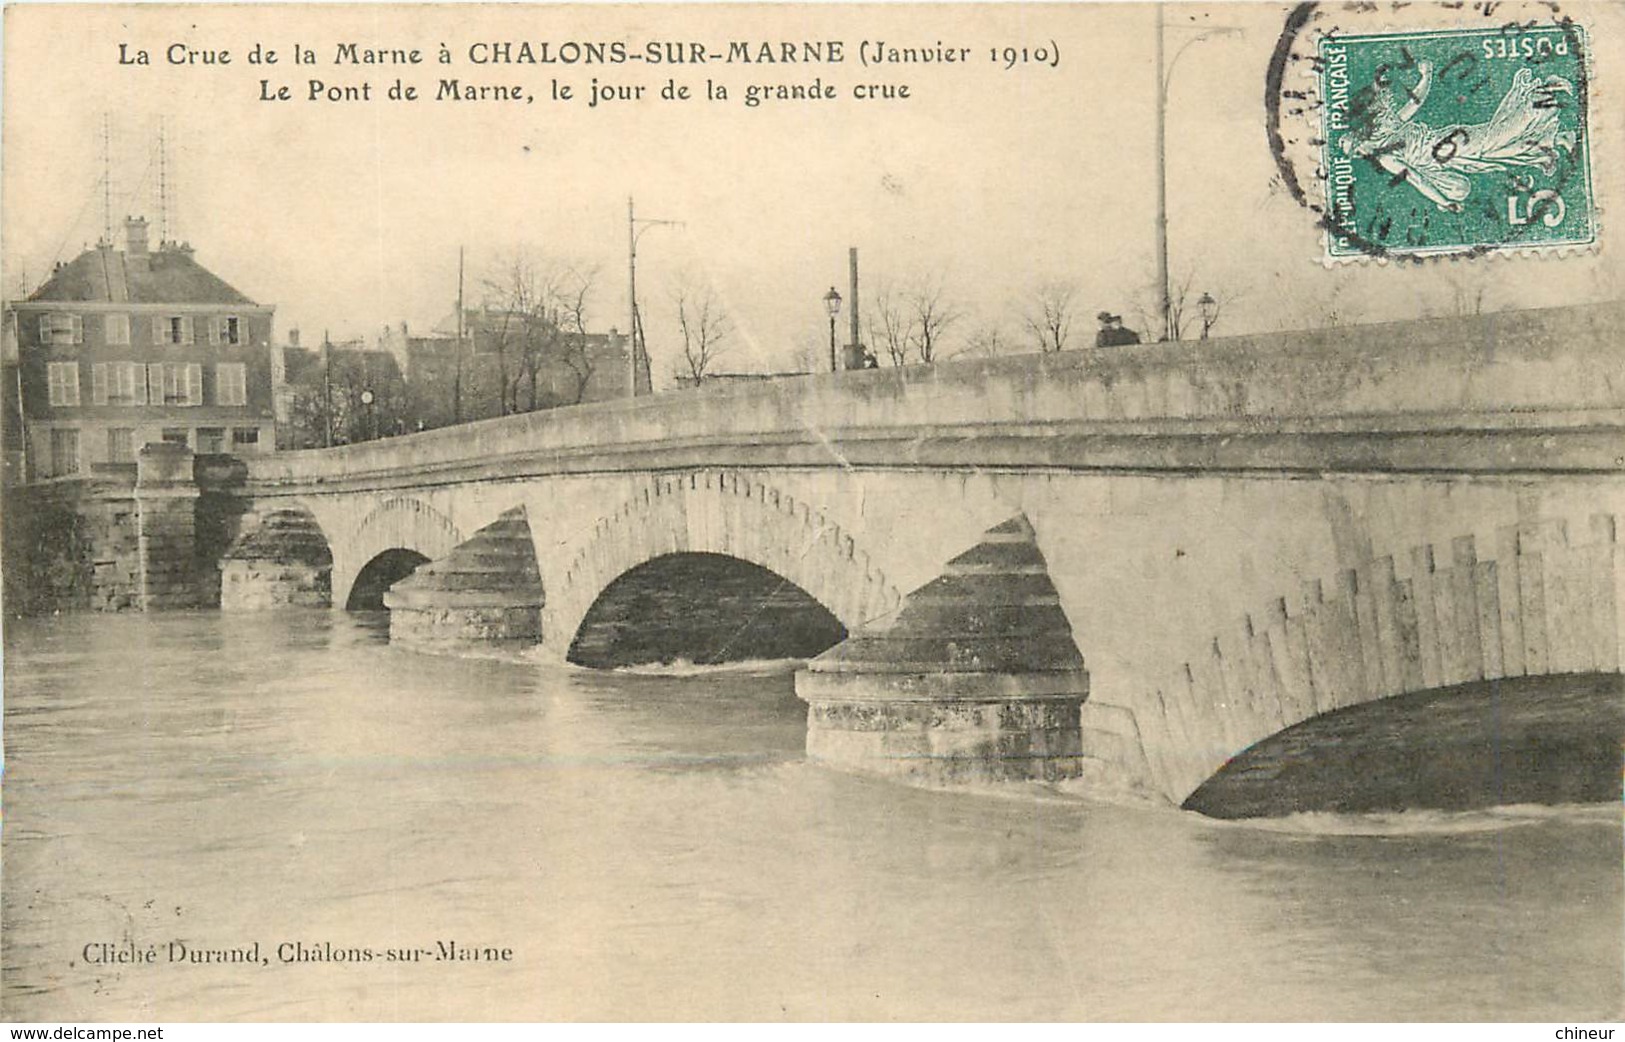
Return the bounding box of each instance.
[1023,281,1079,353]
[483,250,600,411]
[905,274,961,363]
[551,266,599,405]
[961,320,1014,360]
[481,251,536,413]
[1136,267,1239,342]
[866,279,916,367]
[671,278,734,384]
[791,332,827,375]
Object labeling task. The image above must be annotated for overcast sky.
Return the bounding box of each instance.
[5,2,1621,384]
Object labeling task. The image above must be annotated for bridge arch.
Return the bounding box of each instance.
[543,470,901,657]
[331,496,464,611]
[1122,514,1625,809]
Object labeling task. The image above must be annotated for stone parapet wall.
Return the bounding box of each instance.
[245,303,1625,494]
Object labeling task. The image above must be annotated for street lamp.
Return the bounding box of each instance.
[1197,292,1217,340]
[360,388,376,441]
[823,287,843,373]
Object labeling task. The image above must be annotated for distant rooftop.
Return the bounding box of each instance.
[25,216,258,307]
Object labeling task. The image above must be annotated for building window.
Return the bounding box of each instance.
[213,316,242,346]
[161,428,189,447]
[49,428,80,476]
[104,314,131,346]
[153,315,194,345]
[46,362,81,406]
[114,362,146,405]
[40,313,83,346]
[107,428,135,462]
[196,427,226,454]
[232,427,260,450]
[90,362,148,406]
[147,363,202,406]
[215,363,247,406]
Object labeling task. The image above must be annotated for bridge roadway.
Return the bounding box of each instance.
[226,302,1625,807]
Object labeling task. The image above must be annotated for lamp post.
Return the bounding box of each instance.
[823,286,842,372]
[1197,292,1217,340]
[359,388,376,442]
[1155,10,1243,342]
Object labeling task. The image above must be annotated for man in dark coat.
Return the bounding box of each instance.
[1095,312,1142,348]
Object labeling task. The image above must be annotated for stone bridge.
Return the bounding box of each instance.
[219,303,1625,813]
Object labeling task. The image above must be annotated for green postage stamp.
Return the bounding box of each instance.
[1319,24,1594,259]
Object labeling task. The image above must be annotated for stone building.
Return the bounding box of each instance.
[4,217,277,480]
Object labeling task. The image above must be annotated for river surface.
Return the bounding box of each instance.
[3,611,1620,1021]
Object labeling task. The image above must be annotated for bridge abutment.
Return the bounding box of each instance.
[383,506,543,648]
[796,515,1089,783]
[134,444,201,611]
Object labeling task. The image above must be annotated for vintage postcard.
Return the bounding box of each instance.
[2,0,1622,1025]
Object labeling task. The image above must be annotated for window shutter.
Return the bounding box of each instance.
[209,317,221,346]
[147,363,164,403]
[152,317,166,345]
[71,314,83,345]
[180,316,194,345]
[185,363,202,406]
[62,363,81,406]
[92,363,109,406]
[39,315,51,340]
[216,363,247,406]
[130,364,148,406]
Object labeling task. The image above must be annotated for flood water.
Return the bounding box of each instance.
[3,611,1621,1021]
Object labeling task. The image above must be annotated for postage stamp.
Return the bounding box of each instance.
[1318,23,1594,260]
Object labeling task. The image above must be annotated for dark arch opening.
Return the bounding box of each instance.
[1183,672,1625,819]
[568,552,847,669]
[347,549,430,611]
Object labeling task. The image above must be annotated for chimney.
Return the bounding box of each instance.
[288,327,301,348]
[125,216,149,256]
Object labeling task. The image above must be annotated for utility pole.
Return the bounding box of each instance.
[454,246,464,425]
[1154,7,1170,343]
[157,116,170,245]
[627,196,681,397]
[848,247,861,365]
[101,113,113,245]
[1155,12,1242,343]
[627,197,636,396]
[322,330,333,449]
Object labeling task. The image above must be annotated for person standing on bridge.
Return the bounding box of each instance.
[1095,312,1142,348]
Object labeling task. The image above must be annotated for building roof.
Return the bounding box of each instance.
[26,244,258,306]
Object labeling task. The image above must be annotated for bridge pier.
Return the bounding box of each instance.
[383,506,543,648]
[220,507,333,610]
[796,515,1089,783]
